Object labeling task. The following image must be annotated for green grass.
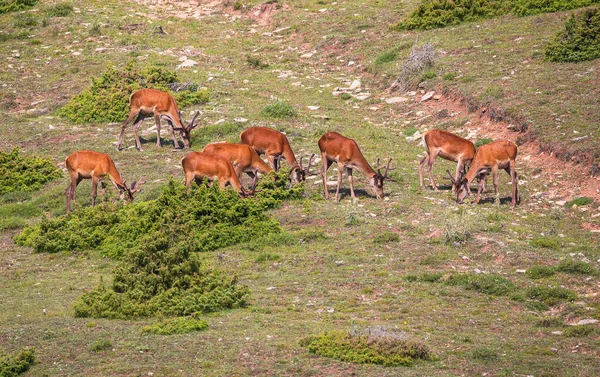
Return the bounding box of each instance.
[141,317,209,335]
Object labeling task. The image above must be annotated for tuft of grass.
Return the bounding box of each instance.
[419,272,443,283]
[536,317,565,328]
[471,347,498,361]
[255,253,281,263]
[484,85,505,100]
[0,149,62,195]
[46,2,73,17]
[565,197,593,208]
[0,0,38,14]
[261,100,297,118]
[443,211,473,245]
[526,265,556,279]
[530,237,560,250]
[563,325,598,337]
[246,55,269,69]
[0,348,35,376]
[545,8,600,62]
[89,22,101,36]
[12,13,38,28]
[525,286,577,306]
[373,231,400,244]
[88,339,112,353]
[474,138,493,149]
[300,329,431,367]
[443,72,459,81]
[402,127,418,137]
[420,69,437,80]
[375,49,398,64]
[556,260,598,276]
[445,273,518,296]
[141,317,209,335]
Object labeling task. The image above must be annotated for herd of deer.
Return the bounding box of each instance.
[64,88,519,213]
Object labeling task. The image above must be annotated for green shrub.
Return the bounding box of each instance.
[512,0,600,17]
[300,329,431,367]
[375,49,398,64]
[525,286,577,306]
[0,217,27,231]
[88,339,112,352]
[526,265,556,279]
[261,100,297,118]
[565,196,594,207]
[443,72,459,81]
[246,55,269,69]
[141,317,209,335]
[0,348,35,377]
[402,127,418,137]
[445,273,518,296]
[530,237,560,250]
[373,231,400,244]
[255,253,281,263]
[556,260,598,275]
[0,0,38,14]
[12,13,38,28]
[0,149,61,195]
[546,7,600,62]
[16,179,299,258]
[419,272,443,283]
[471,347,498,361]
[58,61,209,123]
[444,211,473,245]
[474,138,493,148]
[420,69,437,80]
[46,2,73,17]
[563,325,598,337]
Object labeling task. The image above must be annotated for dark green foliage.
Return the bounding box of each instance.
[474,138,493,148]
[536,316,565,327]
[375,50,398,64]
[246,55,269,69]
[45,2,73,17]
[563,325,598,337]
[0,0,38,14]
[300,330,431,367]
[419,272,443,283]
[88,339,112,352]
[565,196,594,207]
[0,31,29,42]
[261,100,297,118]
[0,149,62,195]
[526,265,556,279]
[445,273,518,296]
[530,237,560,250]
[373,231,400,244]
[16,179,299,258]
[58,61,209,123]
[12,13,37,28]
[525,286,577,306]
[141,316,209,335]
[73,238,249,319]
[471,347,498,361]
[0,348,35,377]
[255,253,281,263]
[556,260,598,275]
[393,0,600,31]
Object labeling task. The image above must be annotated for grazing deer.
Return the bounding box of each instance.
[318,132,394,202]
[240,126,308,183]
[202,142,273,188]
[181,151,249,197]
[449,140,519,207]
[117,88,200,151]
[65,150,145,213]
[418,129,476,192]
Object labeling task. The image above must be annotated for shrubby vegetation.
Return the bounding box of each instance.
[142,316,209,335]
[0,348,35,377]
[58,61,209,123]
[300,329,431,366]
[0,149,62,195]
[0,0,38,15]
[260,100,297,118]
[394,0,600,30]
[546,8,600,62]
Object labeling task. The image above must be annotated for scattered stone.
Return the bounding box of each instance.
[234,117,248,123]
[385,97,409,104]
[577,319,598,325]
[178,56,188,62]
[349,80,361,90]
[552,331,563,335]
[473,268,482,274]
[312,114,330,120]
[420,91,435,102]
[307,106,320,110]
[353,93,371,100]
[405,131,422,142]
[555,200,567,206]
[300,52,314,58]
[516,269,526,273]
[176,59,197,69]
[433,94,442,100]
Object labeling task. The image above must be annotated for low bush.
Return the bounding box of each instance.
[373,231,400,244]
[474,138,493,148]
[0,348,35,377]
[512,0,600,17]
[0,0,38,15]
[525,286,577,306]
[565,196,594,207]
[300,329,431,367]
[46,2,73,17]
[88,339,112,352]
[556,260,598,275]
[375,49,398,64]
[12,13,38,28]
[141,317,209,335]
[530,237,560,250]
[563,325,598,337]
[0,149,62,195]
[445,273,518,296]
[526,265,556,279]
[261,100,297,118]
[471,347,498,361]
[58,61,209,123]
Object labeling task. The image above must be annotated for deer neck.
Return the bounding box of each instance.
[106,163,126,190]
[282,144,298,167]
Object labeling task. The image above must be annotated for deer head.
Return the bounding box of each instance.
[447,169,469,204]
[290,153,315,183]
[173,111,201,148]
[371,158,395,199]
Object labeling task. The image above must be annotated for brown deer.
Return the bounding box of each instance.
[65,150,145,213]
[240,126,309,183]
[318,132,394,202]
[418,129,476,192]
[181,151,249,197]
[202,142,273,189]
[117,88,200,151]
[449,140,519,207]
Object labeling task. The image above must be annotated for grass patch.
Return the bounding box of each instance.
[546,8,600,62]
[402,127,418,137]
[0,149,62,195]
[375,49,398,64]
[45,2,73,17]
[88,339,112,353]
[526,265,556,279]
[300,329,431,367]
[471,347,498,361]
[58,61,209,123]
[260,100,297,119]
[563,325,598,337]
[255,253,281,263]
[443,211,473,245]
[525,286,577,306]
[530,237,560,250]
[556,260,598,276]
[12,13,38,28]
[0,348,35,376]
[445,273,518,296]
[246,55,269,69]
[474,138,493,148]
[0,0,38,14]
[141,317,209,335]
[565,197,593,208]
[373,231,400,244]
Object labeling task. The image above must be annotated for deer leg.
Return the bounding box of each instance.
[334,164,343,202]
[506,162,518,207]
[321,152,330,199]
[454,160,464,194]
[91,176,99,207]
[418,155,428,190]
[153,114,164,148]
[266,154,277,171]
[347,168,356,202]
[130,114,145,151]
[491,165,500,206]
[118,111,139,151]
[427,151,439,191]
[474,176,485,204]
[246,171,258,190]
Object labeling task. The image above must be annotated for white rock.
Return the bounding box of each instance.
[353,93,371,100]
[307,106,320,110]
[555,201,567,206]
[551,331,563,335]
[234,117,248,123]
[385,97,409,104]
[349,80,361,90]
[420,91,435,102]
[178,56,188,62]
[176,59,197,69]
[577,319,598,325]
[300,52,314,58]
[516,269,526,273]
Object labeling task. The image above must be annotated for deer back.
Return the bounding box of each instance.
[466,140,518,182]
[66,150,127,189]
[318,132,374,175]
[130,88,183,127]
[424,129,476,162]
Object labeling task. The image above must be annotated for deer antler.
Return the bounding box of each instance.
[446,169,456,184]
[301,153,316,175]
[130,177,146,193]
[187,110,201,130]
[376,158,396,181]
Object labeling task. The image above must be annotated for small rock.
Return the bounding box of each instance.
[300,52,314,58]
[551,331,563,335]
[307,106,320,110]
[516,269,526,273]
[555,200,567,206]
[178,56,188,62]
[385,97,409,104]
[266,286,276,290]
[576,319,598,325]
[349,80,361,90]
[420,91,435,102]
[474,268,482,274]
[176,59,197,69]
[234,117,248,123]
[353,93,371,100]
[433,94,442,100]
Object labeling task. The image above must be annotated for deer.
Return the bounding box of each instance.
[181,151,250,198]
[202,142,273,189]
[240,126,309,183]
[65,150,145,214]
[117,88,200,151]
[448,139,519,207]
[418,129,477,193]
[318,131,394,202]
